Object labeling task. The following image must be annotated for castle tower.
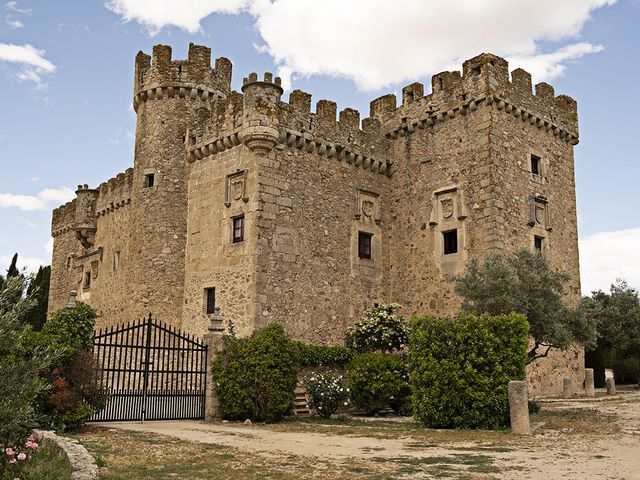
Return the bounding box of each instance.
[129,43,232,324]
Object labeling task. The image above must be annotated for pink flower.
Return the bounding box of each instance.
[27,435,35,442]
[17,453,26,461]
[26,441,37,450]
[5,448,15,456]
[9,458,16,464]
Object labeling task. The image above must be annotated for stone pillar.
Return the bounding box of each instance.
[66,290,77,308]
[562,377,573,399]
[203,306,226,422]
[508,380,530,435]
[584,368,595,397]
[606,377,616,395]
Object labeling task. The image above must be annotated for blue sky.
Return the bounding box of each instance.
[0,0,638,294]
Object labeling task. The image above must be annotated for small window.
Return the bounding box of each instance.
[443,229,458,255]
[205,287,216,315]
[232,215,244,243]
[534,235,544,252]
[113,251,121,271]
[358,232,373,259]
[83,271,91,288]
[530,155,541,176]
[144,173,155,188]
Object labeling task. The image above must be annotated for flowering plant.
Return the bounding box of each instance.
[1,434,38,479]
[346,303,408,353]
[305,372,350,419]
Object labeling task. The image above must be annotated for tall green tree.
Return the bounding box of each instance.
[6,253,20,279]
[25,265,51,331]
[0,276,55,452]
[453,249,596,363]
[583,280,640,385]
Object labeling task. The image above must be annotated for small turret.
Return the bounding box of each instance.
[74,184,99,248]
[240,72,283,154]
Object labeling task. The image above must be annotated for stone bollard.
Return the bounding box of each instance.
[508,380,530,435]
[606,377,616,395]
[203,306,226,422]
[584,368,595,397]
[562,377,573,398]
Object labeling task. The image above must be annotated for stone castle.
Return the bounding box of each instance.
[49,44,583,395]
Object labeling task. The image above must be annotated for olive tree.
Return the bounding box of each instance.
[452,249,596,363]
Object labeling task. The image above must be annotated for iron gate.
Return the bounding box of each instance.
[90,314,208,421]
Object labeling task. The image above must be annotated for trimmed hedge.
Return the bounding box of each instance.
[348,353,410,415]
[292,341,353,368]
[409,312,528,429]
[213,323,299,422]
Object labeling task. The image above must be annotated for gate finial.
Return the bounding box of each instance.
[208,306,224,333]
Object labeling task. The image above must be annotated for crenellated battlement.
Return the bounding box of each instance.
[187,74,392,175]
[183,49,578,177]
[51,199,76,237]
[133,43,232,112]
[95,168,133,217]
[367,53,578,144]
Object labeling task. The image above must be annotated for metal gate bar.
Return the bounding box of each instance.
[89,314,208,422]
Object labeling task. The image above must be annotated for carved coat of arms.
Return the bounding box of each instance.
[441,198,454,218]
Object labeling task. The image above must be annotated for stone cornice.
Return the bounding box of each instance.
[187,127,392,177]
[384,95,578,145]
[133,82,225,112]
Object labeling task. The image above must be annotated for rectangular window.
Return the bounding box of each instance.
[358,232,373,259]
[83,271,91,288]
[113,251,121,271]
[144,173,155,188]
[443,229,458,255]
[534,235,544,252]
[530,154,541,175]
[232,215,244,243]
[205,287,216,315]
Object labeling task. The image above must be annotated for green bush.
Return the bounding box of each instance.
[346,303,408,353]
[348,353,410,415]
[16,302,104,433]
[613,356,640,385]
[292,342,353,367]
[213,323,300,422]
[409,312,528,429]
[305,371,349,418]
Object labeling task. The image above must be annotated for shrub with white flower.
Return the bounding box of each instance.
[346,303,408,353]
[305,372,350,419]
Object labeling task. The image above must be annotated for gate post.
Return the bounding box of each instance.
[203,307,226,422]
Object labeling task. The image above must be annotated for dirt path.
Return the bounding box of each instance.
[94,390,640,479]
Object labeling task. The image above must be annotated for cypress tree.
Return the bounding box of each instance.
[6,253,20,278]
[25,265,50,331]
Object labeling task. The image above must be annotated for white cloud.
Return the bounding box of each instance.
[0,43,56,89]
[4,1,31,14]
[105,0,248,34]
[45,238,53,255]
[0,255,46,274]
[0,187,74,211]
[6,18,23,28]
[104,0,615,91]
[579,228,640,295]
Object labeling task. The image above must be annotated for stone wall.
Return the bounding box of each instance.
[182,145,258,337]
[254,144,392,344]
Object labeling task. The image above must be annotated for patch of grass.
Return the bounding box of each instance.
[20,444,72,480]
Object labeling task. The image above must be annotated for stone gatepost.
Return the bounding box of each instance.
[508,380,530,435]
[606,377,616,395]
[584,368,595,397]
[562,377,573,398]
[203,306,226,422]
